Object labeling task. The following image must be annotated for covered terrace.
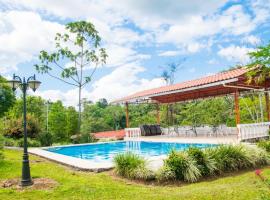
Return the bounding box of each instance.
[113,67,270,142]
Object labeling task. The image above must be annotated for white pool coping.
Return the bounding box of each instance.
[28,137,236,172]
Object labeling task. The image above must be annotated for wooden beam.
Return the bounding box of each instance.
[265,91,270,122]
[125,102,129,128]
[234,90,240,125]
[156,104,160,124]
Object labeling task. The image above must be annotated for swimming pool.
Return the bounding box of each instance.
[46,141,216,163]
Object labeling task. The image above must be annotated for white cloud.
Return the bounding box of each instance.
[34,62,164,106]
[157,5,256,47]
[0,10,64,73]
[218,45,254,64]
[89,63,164,102]
[158,50,184,57]
[242,35,261,45]
[105,44,151,67]
[109,0,228,29]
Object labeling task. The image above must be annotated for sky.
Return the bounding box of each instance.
[0,0,270,107]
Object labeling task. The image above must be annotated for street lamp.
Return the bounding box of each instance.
[8,74,41,187]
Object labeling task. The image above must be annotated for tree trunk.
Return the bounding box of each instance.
[78,85,82,134]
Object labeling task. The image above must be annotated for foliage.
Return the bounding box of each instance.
[81,103,124,134]
[0,135,4,160]
[257,140,270,153]
[48,101,68,142]
[38,132,53,147]
[2,137,16,146]
[206,145,253,173]
[244,145,270,167]
[65,106,79,138]
[156,165,176,182]
[247,42,270,84]
[71,133,97,144]
[17,138,41,147]
[187,147,216,176]
[164,150,201,182]
[0,76,15,117]
[35,21,107,133]
[2,114,41,139]
[113,152,153,180]
[7,96,46,127]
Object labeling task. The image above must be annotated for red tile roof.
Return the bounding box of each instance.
[113,67,248,103]
[94,130,125,139]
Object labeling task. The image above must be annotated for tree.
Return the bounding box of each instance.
[7,96,45,124]
[0,76,15,117]
[160,60,186,126]
[35,21,107,133]
[65,106,78,137]
[48,101,67,142]
[247,42,270,83]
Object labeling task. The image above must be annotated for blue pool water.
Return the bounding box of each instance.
[47,141,216,162]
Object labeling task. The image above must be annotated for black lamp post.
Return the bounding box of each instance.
[8,74,41,187]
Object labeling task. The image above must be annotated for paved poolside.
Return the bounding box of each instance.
[125,135,239,144]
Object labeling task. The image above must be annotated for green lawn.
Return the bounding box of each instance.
[0,149,269,200]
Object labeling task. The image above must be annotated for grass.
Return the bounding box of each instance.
[0,149,270,200]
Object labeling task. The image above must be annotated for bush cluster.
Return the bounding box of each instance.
[71,133,97,144]
[114,145,269,183]
[257,140,270,153]
[2,115,40,139]
[160,145,269,182]
[17,138,41,147]
[38,132,53,147]
[1,136,41,148]
[114,152,154,180]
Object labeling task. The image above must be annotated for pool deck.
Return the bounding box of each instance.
[29,136,238,172]
[125,135,239,144]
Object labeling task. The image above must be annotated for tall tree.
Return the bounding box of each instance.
[247,42,270,83]
[35,21,107,133]
[160,60,186,125]
[48,101,67,142]
[0,76,15,117]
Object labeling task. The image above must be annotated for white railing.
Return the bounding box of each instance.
[237,122,270,141]
[161,126,237,137]
[125,128,141,138]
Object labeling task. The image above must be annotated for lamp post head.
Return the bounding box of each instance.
[28,74,41,92]
[7,74,21,91]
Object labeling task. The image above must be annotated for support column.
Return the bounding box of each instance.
[234,90,240,140]
[156,104,160,125]
[234,89,240,125]
[125,102,129,128]
[265,91,270,122]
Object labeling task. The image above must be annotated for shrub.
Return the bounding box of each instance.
[3,137,16,146]
[3,115,41,139]
[114,152,153,180]
[187,147,216,176]
[257,140,270,153]
[243,145,270,167]
[71,133,97,144]
[38,132,53,147]
[206,145,253,173]
[164,150,201,182]
[17,138,41,147]
[156,165,176,182]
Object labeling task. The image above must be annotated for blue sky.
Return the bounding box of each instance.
[0,0,269,107]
